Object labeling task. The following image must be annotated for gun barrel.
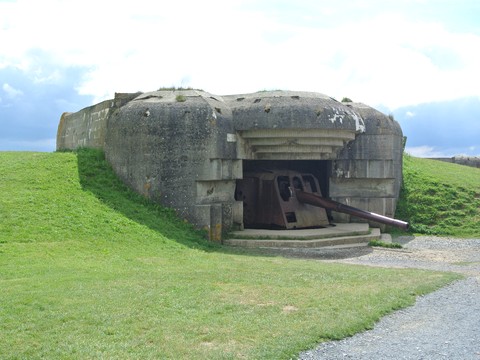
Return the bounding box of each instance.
[296,190,409,231]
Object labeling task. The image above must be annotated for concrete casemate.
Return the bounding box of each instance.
[57,90,405,241]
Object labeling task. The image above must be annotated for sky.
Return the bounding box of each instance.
[1,0,479,156]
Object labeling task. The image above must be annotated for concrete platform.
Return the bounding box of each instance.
[224,223,381,249]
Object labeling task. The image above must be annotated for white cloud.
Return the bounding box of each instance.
[2,83,23,98]
[1,0,480,108]
[32,69,62,85]
[406,111,415,118]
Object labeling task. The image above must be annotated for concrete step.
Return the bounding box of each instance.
[224,225,381,249]
[229,223,371,240]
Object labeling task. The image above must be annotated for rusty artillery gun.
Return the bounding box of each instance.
[235,170,409,231]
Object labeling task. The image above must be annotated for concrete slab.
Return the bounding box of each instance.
[380,233,393,243]
[224,224,381,249]
[229,223,370,240]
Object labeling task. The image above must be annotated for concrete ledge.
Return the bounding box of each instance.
[229,223,370,240]
[224,224,381,249]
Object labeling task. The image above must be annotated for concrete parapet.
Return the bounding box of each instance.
[56,100,112,150]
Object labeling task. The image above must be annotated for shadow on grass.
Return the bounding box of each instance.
[75,148,376,259]
[76,148,222,252]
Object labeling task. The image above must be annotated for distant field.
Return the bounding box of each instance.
[396,155,480,237]
[0,150,461,359]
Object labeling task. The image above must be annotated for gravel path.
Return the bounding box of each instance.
[298,236,480,360]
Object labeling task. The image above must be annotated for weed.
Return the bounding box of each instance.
[368,240,403,249]
[157,86,194,91]
[175,94,186,102]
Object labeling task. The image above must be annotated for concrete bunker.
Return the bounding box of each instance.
[57,89,406,241]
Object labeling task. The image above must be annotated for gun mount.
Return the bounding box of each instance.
[235,170,409,231]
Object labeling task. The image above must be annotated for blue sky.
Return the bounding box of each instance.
[1,0,479,156]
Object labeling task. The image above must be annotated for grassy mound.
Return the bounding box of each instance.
[0,150,460,359]
[396,155,480,237]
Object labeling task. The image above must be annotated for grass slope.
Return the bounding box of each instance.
[396,155,480,237]
[0,150,460,359]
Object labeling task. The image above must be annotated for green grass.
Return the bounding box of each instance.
[175,94,187,102]
[0,150,461,359]
[396,154,480,237]
[368,240,403,249]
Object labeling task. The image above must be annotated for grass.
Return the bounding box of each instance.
[368,240,403,249]
[395,154,480,237]
[157,86,196,91]
[0,150,461,359]
[175,94,187,102]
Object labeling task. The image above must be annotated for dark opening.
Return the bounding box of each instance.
[302,174,318,193]
[242,160,331,198]
[285,212,297,223]
[292,176,304,191]
[277,176,291,201]
[235,160,332,230]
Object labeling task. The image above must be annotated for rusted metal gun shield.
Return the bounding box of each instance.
[236,170,329,229]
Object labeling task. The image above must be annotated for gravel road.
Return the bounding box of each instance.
[298,236,480,360]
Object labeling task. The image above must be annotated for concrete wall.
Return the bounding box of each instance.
[56,93,138,150]
[330,103,404,229]
[57,100,112,150]
[104,90,241,241]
